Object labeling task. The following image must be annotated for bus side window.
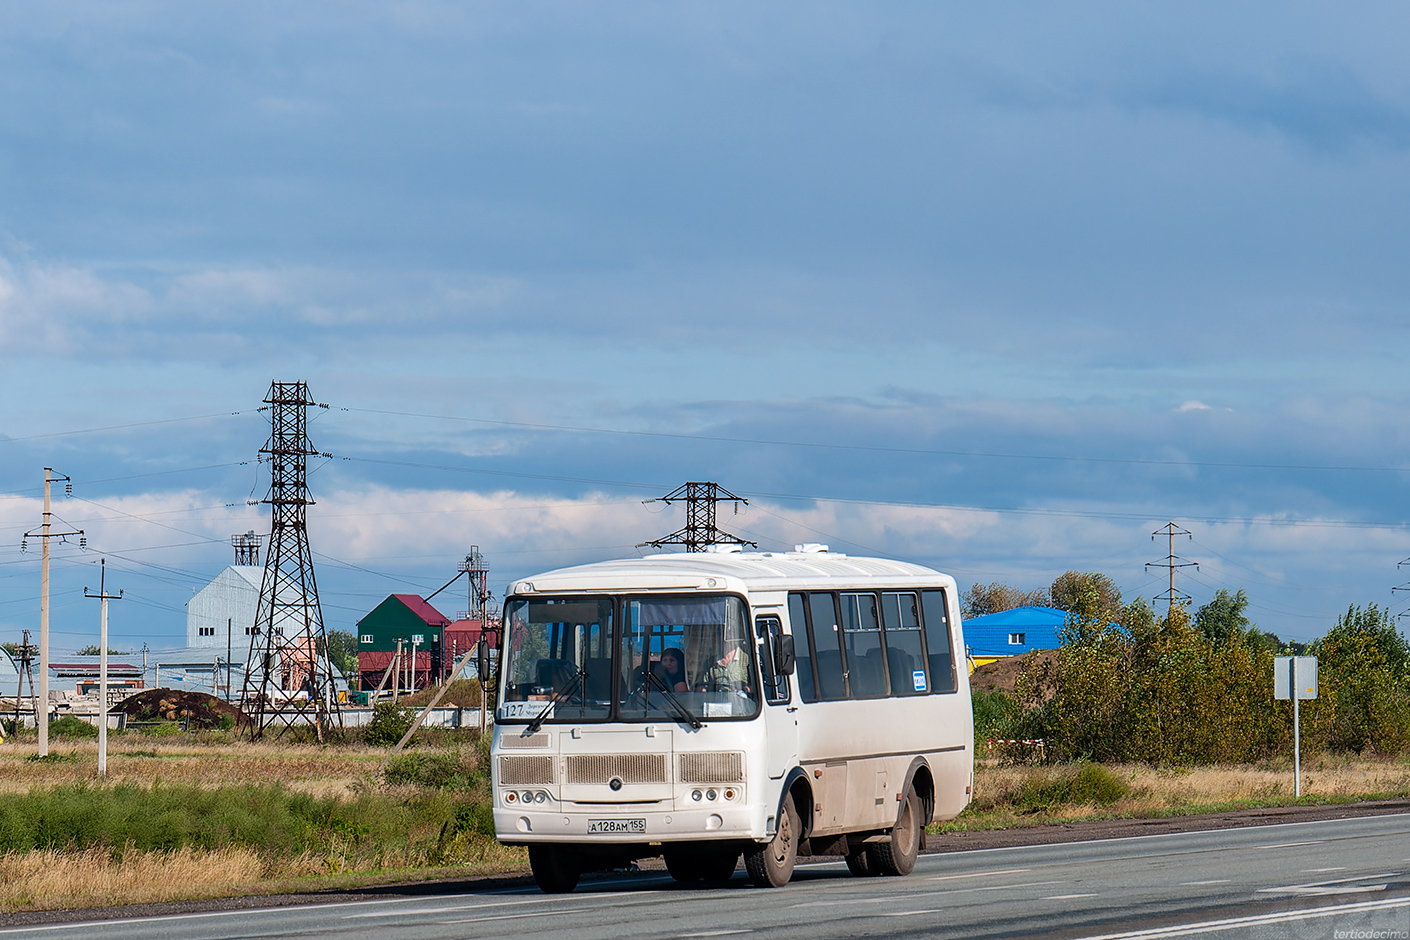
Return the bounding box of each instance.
[789,593,817,702]
[881,592,926,696]
[755,615,789,706]
[920,590,958,693]
[808,593,847,700]
[840,592,887,698]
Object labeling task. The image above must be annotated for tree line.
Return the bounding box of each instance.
[972,573,1410,763]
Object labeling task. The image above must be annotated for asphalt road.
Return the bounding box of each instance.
[5,814,1409,940]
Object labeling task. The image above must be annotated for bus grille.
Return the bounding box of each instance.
[499,755,555,785]
[565,754,668,784]
[500,734,550,748]
[677,751,745,784]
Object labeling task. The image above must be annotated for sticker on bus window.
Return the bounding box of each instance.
[912,670,927,692]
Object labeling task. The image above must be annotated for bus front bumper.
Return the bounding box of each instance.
[495,803,763,844]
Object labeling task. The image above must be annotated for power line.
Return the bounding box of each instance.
[337,405,1410,476]
[0,411,256,447]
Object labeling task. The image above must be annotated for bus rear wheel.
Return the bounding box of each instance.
[870,788,921,876]
[845,846,876,877]
[528,844,580,893]
[744,795,798,888]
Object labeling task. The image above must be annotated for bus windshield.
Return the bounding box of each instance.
[498,594,758,723]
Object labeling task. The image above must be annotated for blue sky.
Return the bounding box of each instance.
[3,2,1410,652]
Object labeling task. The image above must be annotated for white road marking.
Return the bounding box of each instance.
[881,909,945,917]
[1254,839,1324,849]
[926,867,1032,881]
[1178,880,1229,885]
[441,907,589,924]
[793,880,1067,909]
[1068,895,1410,939]
[1302,867,1346,872]
[1043,894,1098,900]
[345,899,558,918]
[678,931,751,937]
[1256,871,1399,895]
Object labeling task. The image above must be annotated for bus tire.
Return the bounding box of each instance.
[871,788,921,876]
[845,847,876,877]
[744,794,798,888]
[663,847,704,882]
[701,848,741,882]
[528,845,580,893]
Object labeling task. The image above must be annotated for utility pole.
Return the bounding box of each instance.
[1146,522,1198,621]
[226,618,233,701]
[641,482,757,552]
[22,469,84,756]
[240,381,340,740]
[84,559,122,777]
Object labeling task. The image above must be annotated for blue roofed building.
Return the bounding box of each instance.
[963,606,1068,660]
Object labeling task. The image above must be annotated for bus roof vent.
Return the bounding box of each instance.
[704,543,745,553]
[794,543,829,553]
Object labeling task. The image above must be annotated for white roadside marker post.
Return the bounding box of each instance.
[1274,655,1317,799]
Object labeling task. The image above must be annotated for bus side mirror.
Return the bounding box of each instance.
[476,638,490,683]
[774,634,796,675]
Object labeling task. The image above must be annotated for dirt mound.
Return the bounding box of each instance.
[971,649,1057,696]
[398,679,483,709]
[115,689,245,728]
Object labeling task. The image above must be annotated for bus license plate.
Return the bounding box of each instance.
[588,818,646,834]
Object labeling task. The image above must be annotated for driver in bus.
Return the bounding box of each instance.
[698,638,752,694]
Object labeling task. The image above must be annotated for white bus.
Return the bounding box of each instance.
[490,546,973,893]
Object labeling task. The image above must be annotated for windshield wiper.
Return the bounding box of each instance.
[643,670,704,730]
[525,665,585,735]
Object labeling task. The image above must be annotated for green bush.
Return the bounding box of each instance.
[142,721,184,737]
[48,715,100,739]
[1015,763,1129,812]
[364,702,415,747]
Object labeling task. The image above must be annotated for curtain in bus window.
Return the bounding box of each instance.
[808,593,846,700]
[921,590,957,693]
[789,594,817,702]
[881,592,926,696]
[840,593,887,697]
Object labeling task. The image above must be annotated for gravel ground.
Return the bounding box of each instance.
[5,798,1409,928]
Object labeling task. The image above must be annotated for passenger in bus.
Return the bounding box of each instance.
[659,648,689,692]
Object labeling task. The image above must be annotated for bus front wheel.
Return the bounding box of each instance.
[871,788,921,876]
[528,844,580,893]
[745,795,799,888]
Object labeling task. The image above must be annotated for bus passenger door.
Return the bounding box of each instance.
[755,612,798,780]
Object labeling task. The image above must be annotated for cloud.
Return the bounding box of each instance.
[1177,400,1213,412]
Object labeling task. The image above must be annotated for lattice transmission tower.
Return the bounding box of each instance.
[640,482,757,552]
[1146,522,1199,620]
[240,381,341,740]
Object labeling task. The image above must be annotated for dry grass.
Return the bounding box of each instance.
[0,738,381,798]
[0,846,265,912]
[0,843,531,913]
[955,752,1410,830]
